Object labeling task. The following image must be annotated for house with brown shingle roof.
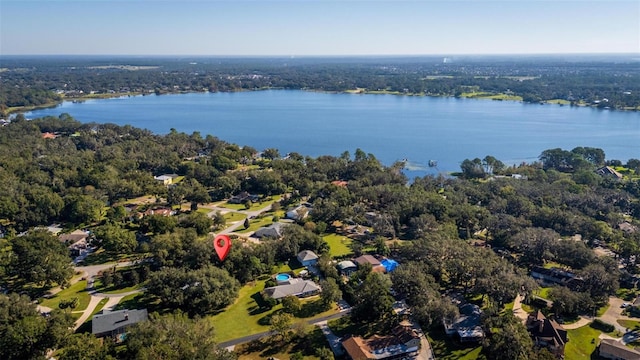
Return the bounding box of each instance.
[341,323,421,360]
[526,311,568,358]
[354,255,386,273]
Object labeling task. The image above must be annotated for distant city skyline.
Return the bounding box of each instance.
[1,0,638,56]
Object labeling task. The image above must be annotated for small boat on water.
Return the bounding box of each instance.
[428,160,438,167]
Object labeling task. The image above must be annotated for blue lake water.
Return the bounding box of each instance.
[25,90,640,177]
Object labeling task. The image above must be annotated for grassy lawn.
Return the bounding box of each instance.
[428,329,483,360]
[616,288,639,301]
[546,99,571,105]
[114,293,148,311]
[222,195,282,212]
[211,280,337,343]
[537,287,553,299]
[236,217,278,234]
[597,303,610,317]
[617,319,640,331]
[236,327,328,360]
[79,248,138,266]
[224,211,247,223]
[92,278,146,294]
[210,280,280,342]
[39,280,91,311]
[565,325,602,359]
[323,233,353,257]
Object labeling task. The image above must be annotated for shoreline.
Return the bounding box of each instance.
[6,88,637,116]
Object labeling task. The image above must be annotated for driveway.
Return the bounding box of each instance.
[317,321,344,356]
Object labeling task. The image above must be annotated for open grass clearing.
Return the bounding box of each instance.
[222,195,282,212]
[235,217,278,234]
[536,287,553,300]
[236,327,328,360]
[427,329,483,360]
[39,280,91,311]
[78,248,138,266]
[92,278,146,295]
[223,211,247,223]
[565,324,602,359]
[617,319,640,331]
[323,233,353,257]
[211,280,338,343]
[546,99,571,105]
[114,292,148,311]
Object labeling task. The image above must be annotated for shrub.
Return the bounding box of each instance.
[591,319,615,333]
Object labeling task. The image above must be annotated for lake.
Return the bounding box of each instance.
[25,90,640,178]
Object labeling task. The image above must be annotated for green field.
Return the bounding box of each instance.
[92,278,146,295]
[210,280,338,342]
[223,211,247,223]
[546,99,571,105]
[323,234,353,257]
[236,217,278,234]
[428,330,483,360]
[565,325,602,359]
[617,319,640,331]
[39,280,91,311]
[222,195,282,212]
[236,327,328,360]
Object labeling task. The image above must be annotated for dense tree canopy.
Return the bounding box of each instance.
[0,293,74,360]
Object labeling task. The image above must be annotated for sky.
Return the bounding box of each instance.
[1,0,639,56]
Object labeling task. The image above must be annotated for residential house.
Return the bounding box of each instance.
[596,166,623,180]
[530,266,583,290]
[341,323,421,360]
[297,250,319,267]
[254,223,286,239]
[337,260,358,276]
[443,303,485,343]
[228,191,259,204]
[599,338,640,360]
[331,180,348,187]
[526,311,568,358]
[41,132,57,139]
[286,204,310,221]
[619,222,638,234]
[263,279,321,300]
[59,230,90,257]
[142,207,176,217]
[153,173,179,185]
[354,255,386,273]
[92,309,148,340]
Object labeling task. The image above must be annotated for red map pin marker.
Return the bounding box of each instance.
[213,234,231,261]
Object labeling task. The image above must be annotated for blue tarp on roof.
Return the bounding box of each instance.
[381,258,399,272]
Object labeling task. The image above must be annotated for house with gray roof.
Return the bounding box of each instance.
[337,260,358,276]
[92,309,148,340]
[254,222,286,239]
[297,250,319,267]
[599,338,640,360]
[263,279,321,300]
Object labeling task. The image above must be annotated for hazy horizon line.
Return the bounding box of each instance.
[2,52,639,58]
